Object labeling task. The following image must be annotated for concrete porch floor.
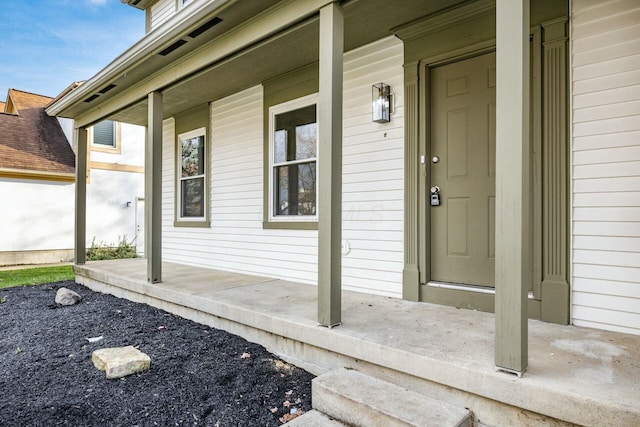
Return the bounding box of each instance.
[75,259,639,426]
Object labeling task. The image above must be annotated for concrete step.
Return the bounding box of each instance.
[312,368,472,427]
[286,410,347,426]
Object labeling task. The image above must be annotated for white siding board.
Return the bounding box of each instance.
[573,114,640,136]
[572,319,640,335]
[573,84,640,110]
[573,277,640,298]
[573,192,640,207]
[573,22,640,54]
[573,292,640,313]
[574,249,640,268]
[574,161,640,179]
[573,130,640,150]
[574,206,640,222]
[573,221,640,237]
[573,146,640,164]
[572,306,640,333]
[572,0,640,335]
[573,68,640,95]
[573,38,640,68]
[574,263,639,286]
[573,100,640,123]
[572,3,640,39]
[573,54,640,81]
[573,177,640,193]
[574,235,640,252]
[149,0,176,30]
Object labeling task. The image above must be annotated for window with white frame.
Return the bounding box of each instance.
[269,94,318,221]
[177,128,207,221]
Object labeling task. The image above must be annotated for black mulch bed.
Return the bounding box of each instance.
[0,281,314,426]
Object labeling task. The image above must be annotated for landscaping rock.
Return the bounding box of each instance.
[92,346,151,379]
[55,287,82,305]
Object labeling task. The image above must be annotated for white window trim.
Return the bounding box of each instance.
[268,93,319,223]
[177,127,207,222]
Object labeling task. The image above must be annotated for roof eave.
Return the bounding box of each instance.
[121,0,153,11]
[47,0,233,118]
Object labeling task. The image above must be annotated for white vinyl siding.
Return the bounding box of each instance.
[161,36,404,296]
[149,0,176,31]
[572,0,640,335]
[341,36,404,297]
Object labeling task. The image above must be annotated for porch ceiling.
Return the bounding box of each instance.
[51,0,465,126]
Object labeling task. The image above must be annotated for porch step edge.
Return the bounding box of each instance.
[285,410,347,426]
[313,367,472,427]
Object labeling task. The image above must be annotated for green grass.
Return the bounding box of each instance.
[0,265,75,290]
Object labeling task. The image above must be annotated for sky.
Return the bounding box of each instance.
[0,0,145,100]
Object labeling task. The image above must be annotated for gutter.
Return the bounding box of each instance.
[0,168,75,183]
[47,81,83,109]
[46,0,233,117]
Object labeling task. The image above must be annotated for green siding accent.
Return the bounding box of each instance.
[262,63,319,230]
[173,104,211,228]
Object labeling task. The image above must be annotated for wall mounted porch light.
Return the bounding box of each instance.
[372,82,391,123]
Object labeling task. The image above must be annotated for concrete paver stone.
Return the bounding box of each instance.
[92,346,151,379]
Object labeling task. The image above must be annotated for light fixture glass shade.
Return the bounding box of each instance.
[372,83,391,123]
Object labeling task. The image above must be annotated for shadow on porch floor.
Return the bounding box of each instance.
[75,259,639,426]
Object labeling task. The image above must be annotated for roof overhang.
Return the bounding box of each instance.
[0,168,75,183]
[48,0,464,128]
[121,0,154,11]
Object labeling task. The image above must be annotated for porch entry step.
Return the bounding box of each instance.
[312,368,472,427]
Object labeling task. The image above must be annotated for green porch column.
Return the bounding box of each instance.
[317,1,343,327]
[146,91,163,283]
[495,0,530,375]
[74,127,88,265]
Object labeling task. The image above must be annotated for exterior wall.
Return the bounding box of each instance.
[87,124,145,247]
[341,37,404,296]
[571,0,640,335]
[149,0,176,31]
[162,36,405,296]
[0,178,75,253]
[0,123,145,266]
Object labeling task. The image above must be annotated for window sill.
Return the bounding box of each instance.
[263,221,317,230]
[174,220,210,228]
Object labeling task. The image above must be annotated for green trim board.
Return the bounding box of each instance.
[262,63,319,230]
[316,1,343,327]
[419,283,542,319]
[173,104,211,228]
[147,91,164,283]
[74,127,88,265]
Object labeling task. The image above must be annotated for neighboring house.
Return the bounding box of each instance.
[0,88,145,265]
[45,0,639,421]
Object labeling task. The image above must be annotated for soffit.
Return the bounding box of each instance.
[58,0,469,126]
